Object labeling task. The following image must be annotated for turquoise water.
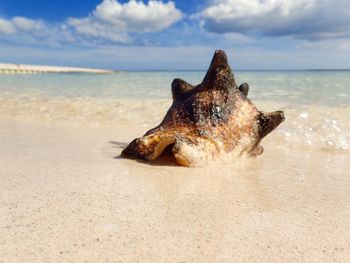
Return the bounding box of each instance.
[0,71,350,106]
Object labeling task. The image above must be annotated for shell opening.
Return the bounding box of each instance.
[148,138,175,160]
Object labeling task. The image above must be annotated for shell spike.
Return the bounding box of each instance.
[171,78,194,101]
[201,50,236,90]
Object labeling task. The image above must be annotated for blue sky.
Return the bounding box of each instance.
[0,0,350,70]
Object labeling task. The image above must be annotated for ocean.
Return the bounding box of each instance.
[1,71,350,105]
[0,70,349,152]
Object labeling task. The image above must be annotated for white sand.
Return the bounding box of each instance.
[0,63,115,74]
[1,115,349,262]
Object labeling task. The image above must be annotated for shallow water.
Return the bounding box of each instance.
[0,71,349,152]
[1,70,350,106]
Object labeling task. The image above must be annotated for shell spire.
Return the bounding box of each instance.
[201,50,237,90]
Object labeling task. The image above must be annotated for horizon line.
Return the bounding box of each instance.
[124,69,350,72]
[1,62,350,73]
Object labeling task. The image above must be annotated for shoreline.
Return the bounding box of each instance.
[0,93,349,152]
[0,63,116,74]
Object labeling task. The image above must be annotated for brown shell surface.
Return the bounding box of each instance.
[121,50,285,166]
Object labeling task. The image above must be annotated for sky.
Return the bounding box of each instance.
[0,0,350,70]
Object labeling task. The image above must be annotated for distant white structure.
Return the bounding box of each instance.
[0,63,116,74]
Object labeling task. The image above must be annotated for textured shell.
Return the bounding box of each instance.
[121,50,284,166]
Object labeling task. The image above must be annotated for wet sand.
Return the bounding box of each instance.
[1,117,349,262]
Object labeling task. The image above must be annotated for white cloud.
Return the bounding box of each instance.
[93,0,182,32]
[67,0,182,42]
[12,17,45,32]
[0,16,49,36]
[199,0,350,40]
[67,17,131,44]
[0,0,182,45]
[0,18,16,34]
[0,16,72,46]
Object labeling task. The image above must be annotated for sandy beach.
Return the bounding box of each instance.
[1,104,350,262]
[1,0,350,261]
[0,64,115,74]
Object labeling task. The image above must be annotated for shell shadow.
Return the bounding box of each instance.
[110,141,128,148]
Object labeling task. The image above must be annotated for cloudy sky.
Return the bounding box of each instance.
[0,0,350,70]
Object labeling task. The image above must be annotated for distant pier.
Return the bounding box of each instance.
[0,63,116,74]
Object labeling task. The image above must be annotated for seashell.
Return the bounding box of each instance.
[122,50,284,166]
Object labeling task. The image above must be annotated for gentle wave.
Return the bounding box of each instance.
[1,94,349,152]
[263,103,350,152]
